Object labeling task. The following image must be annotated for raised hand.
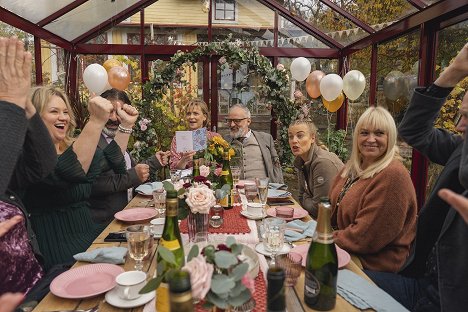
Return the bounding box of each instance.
[87,95,114,126]
[0,36,32,109]
[435,42,468,87]
[156,151,171,166]
[117,104,139,128]
[438,188,468,224]
[135,163,150,182]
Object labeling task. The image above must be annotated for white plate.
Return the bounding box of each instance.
[105,287,155,308]
[240,210,266,220]
[255,242,291,257]
[135,182,163,196]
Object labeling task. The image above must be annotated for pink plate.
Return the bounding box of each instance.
[50,263,124,299]
[266,207,308,220]
[114,208,157,223]
[290,244,351,269]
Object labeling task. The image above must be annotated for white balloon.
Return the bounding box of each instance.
[319,74,343,101]
[290,57,311,82]
[343,70,366,101]
[83,64,108,94]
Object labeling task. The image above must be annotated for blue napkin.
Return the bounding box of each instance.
[135,182,163,195]
[268,183,288,190]
[74,247,128,264]
[284,219,316,242]
[337,269,409,312]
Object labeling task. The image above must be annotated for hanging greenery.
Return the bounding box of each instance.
[131,37,298,165]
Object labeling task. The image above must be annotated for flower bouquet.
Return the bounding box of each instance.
[206,135,235,164]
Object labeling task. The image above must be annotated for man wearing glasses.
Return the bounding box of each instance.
[225,104,283,183]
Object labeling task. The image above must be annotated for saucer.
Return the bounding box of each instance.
[240,210,266,220]
[105,287,155,308]
[255,242,291,257]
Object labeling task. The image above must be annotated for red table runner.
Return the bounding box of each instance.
[179,204,251,234]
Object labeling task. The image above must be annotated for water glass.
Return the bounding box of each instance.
[170,169,180,184]
[209,204,224,228]
[230,166,241,186]
[262,217,286,265]
[276,252,302,286]
[255,177,269,207]
[244,183,258,203]
[192,231,209,251]
[126,225,151,271]
[152,189,166,218]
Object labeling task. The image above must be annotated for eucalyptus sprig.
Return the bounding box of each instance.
[140,245,179,294]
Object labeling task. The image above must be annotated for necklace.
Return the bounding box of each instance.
[335,175,360,208]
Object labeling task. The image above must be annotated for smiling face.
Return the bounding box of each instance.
[228,106,251,138]
[40,95,71,146]
[186,104,207,130]
[288,124,315,160]
[357,126,388,168]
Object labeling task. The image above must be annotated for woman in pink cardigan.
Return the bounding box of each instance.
[329,106,417,273]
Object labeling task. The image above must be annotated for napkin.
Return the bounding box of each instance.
[337,269,409,312]
[268,183,288,190]
[284,219,316,242]
[73,247,128,264]
[135,182,163,195]
[267,189,292,198]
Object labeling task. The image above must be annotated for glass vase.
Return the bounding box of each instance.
[187,210,209,242]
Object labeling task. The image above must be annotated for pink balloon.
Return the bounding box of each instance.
[306,70,325,98]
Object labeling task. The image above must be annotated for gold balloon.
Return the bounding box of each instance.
[306,70,325,98]
[103,59,122,72]
[108,66,131,91]
[322,92,345,113]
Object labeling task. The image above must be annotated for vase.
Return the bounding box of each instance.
[187,211,209,242]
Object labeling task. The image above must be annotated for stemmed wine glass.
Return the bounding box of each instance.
[126,225,151,271]
[262,217,286,266]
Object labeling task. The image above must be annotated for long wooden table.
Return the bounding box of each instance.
[33,194,372,312]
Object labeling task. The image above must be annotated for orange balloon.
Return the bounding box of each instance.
[108,66,131,91]
[322,92,345,112]
[306,70,325,98]
[103,59,122,72]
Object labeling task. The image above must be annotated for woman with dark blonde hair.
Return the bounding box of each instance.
[329,106,417,273]
[170,98,220,169]
[288,119,343,218]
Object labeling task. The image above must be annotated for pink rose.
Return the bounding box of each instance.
[183,255,213,300]
[140,124,147,131]
[241,274,255,295]
[199,165,210,177]
[214,167,222,176]
[294,90,303,99]
[185,185,216,214]
[276,63,285,71]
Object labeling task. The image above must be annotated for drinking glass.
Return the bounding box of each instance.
[209,205,224,228]
[230,166,241,186]
[191,231,209,252]
[152,189,166,217]
[244,183,258,203]
[255,177,269,207]
[262,217,286,266]
[126,225,151,271]
[276,252,302,286]
[170,169,180,184]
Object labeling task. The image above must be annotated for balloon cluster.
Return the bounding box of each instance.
[83,59,131,94]
[289,57,366,112]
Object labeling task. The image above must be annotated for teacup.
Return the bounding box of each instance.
[247,203,263,216]
[115,271,147,300]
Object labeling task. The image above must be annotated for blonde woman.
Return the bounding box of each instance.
[329,106,417,273]
[288,119,343,218]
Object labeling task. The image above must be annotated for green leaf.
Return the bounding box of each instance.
[228,288,251,307]
[230,280,246,297]
[211,274,235,295]
[162,181,174,191]
[139,273,164,294]
[215,188,227,200]
[231,243,243,256]
[215,250,238,269]
[187,244,199,262]
[206,291,229,309]
[231,263,249,281]
[158,246,176,266]
[177,188,185,196]
[225,236,236,247]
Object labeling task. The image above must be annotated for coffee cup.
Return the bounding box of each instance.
[247,203,263,216]
[115,271,147,300]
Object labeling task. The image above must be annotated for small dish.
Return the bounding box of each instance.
[290,244,351,269]
[114,208,157,223]
[240,210,266,220]
[266,207,308,221]
[255,242,291,257]
[105,287,155,308]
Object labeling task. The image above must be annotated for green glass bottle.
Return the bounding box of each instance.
[192,158,200,177]
[157,190,185,312]
[169,270,194,312]
[218,151,233,209]
[267,267,286,312]
[304,197,338,311]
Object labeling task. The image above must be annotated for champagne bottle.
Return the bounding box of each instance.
[157,190,185,312]
[169,270,194,312]
[304,197,338,311]
[193,158,200,177]
[267,267,286,312]
[219,151,233,209]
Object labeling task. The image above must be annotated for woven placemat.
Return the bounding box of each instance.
[193,269,266,311]
[179,204,251,234]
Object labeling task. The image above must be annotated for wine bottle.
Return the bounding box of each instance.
[304,197,338,311]
[267,267,286,312]
[169,270,194,312]
[156,190,185,312]
[192,158,200,178]
[218,151,233,209]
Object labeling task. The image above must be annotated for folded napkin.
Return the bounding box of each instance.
[268,183,288,190]
[337,269,409,312]
[284,219,316,242]
[267,189,292,198]
[73,247,128,264]
[135,181,163,195]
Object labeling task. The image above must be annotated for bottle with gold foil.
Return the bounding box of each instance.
[304,197,338,310]
[218,151,233,209]
[192,158,200,178]
[169,270,194,312]
[156,190,185,312]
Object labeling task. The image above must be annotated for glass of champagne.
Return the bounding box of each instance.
[262,217,286,266]
[126,225,151,271]
[244,183,258,203]
[153,189,166,217]
[230,166,241,186]
[256,177,269,207]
